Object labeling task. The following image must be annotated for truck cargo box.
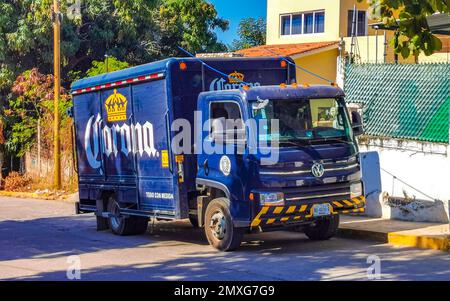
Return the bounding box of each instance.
[71,57,296,220]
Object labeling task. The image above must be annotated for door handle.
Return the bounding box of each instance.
[203,159,209,176]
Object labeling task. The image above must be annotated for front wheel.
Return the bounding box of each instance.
[304,215,340,241]
[204,198,244,252]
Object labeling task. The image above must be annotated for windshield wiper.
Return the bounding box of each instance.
[308,136,350,144]
[278,140,310,147]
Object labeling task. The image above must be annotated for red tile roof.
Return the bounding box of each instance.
[235,41,339,57]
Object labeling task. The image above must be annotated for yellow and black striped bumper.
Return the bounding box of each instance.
[250,196,365,228]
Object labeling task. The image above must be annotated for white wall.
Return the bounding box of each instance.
[343,35,386,63]
[360,139,450,223]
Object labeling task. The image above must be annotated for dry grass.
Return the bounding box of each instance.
[2,172,78,195]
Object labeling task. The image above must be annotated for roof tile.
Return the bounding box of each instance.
[235,41,339,57]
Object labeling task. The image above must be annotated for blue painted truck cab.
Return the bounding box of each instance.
[71,57,365,251]
[196,86,364,232]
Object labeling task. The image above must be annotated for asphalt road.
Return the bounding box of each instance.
[0,196,449,281]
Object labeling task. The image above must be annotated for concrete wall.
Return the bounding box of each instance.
[267,0,374,45]
[267,0,341,45]
[24,145,75,186]
[419,52,449,63]
[343,35,386,63]
[293,48,339,85]
[360,139,450,223]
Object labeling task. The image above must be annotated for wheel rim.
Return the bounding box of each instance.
[209,210,227,240]
[110,202,122,229]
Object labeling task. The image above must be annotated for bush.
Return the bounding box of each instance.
[4,172,31,191]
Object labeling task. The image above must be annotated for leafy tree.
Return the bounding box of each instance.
[153,0,229,56]
[231,17,266,51]
[86,56,130,77]
[5,69,71,157]
[0,0,229,178]
[361,0,449,60]
[0,0,228,92]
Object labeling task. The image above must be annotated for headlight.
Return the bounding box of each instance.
[350,182,363,199]
[259,192,285,207]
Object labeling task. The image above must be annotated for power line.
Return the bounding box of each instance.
[381,168,437,201]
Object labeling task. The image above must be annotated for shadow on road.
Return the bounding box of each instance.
[1,214,450,281]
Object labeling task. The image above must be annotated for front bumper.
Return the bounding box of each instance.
[250,196,365,228]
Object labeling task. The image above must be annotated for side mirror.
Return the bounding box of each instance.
[351,111,364,136]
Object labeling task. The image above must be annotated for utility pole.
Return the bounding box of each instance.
[53,0,61,190]
[105,54,110,73]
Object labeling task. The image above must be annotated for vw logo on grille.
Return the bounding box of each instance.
[311,163,325,178]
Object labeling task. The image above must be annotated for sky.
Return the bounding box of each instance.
[209,0,267,46]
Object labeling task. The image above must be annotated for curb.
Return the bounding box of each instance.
[337,228,388,242]
[337,227,450,252]
[388,232,450,252]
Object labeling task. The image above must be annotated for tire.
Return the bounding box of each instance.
[304,215,340,241]
[204,198,244,252]
[107,196,148,236]
[189,215,199,228]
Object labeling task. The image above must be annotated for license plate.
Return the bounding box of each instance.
[313,204,331,217]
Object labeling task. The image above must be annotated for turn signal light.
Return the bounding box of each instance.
[179,62,187,71]
[280,83,287,89]
[303,83,310,88]
[249,193,255,201]
[291,83,298,88]
[242,85,250,91]
[280,60,287,68]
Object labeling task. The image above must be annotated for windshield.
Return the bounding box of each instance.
[251,98,353,146]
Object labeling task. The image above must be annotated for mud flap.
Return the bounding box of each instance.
[96,199,109,231]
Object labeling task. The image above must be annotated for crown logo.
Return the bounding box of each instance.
[228,71,244,84]
[105,89,128,122]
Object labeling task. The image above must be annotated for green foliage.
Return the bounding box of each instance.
[361,0,449,59]
[231,17,266,51]
[5,69,71,156]
[0,0,229,161]
[154,0,229,56]
[86,57,130,77]
[0,0,227,90]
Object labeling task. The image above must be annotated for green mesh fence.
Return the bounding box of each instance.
[344,63,450,143]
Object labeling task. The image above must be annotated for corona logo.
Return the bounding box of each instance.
[84,114,159,170]
[228,71,244,84]
[105,89,128,122]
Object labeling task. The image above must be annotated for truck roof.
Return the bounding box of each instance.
[71,57,292,93]
[71,58,172,92]
[200,85,345,101]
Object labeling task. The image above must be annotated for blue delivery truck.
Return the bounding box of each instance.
[71,57,365,251]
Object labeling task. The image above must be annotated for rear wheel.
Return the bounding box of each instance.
[304,215,340,241]
[204,198,244,252]
[107,196,148,236]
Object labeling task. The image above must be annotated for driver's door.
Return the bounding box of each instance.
[197,98,249,218]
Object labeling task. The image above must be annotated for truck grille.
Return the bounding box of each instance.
[259,156,358,177]
[282,182,350,205]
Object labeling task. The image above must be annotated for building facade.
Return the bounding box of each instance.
[237,0,448,85]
